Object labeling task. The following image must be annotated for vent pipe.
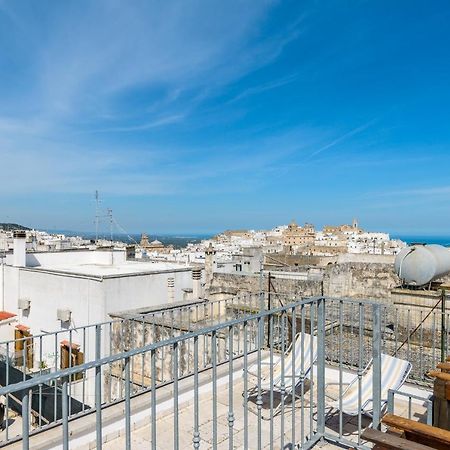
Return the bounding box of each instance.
[13,230,26,267]
[192,268,202,299]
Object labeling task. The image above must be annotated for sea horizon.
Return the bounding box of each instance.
[46,229,450,248]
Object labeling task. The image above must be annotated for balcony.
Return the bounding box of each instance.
[0,296,438,449]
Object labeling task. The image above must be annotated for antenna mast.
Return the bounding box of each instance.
[95,190,100,243]
[108,208,113,243]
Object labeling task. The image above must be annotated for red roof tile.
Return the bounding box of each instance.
[0,311,17,321]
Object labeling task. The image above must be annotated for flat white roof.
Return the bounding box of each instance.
[31,261,192,277]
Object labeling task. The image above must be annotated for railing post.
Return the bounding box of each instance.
[372,303,382,430]
[95,324,102,449]
[316,297,326,437]
[387,389,394,415]
[22,389,30,450]
[62,380,69,450]
[441,288,447,362]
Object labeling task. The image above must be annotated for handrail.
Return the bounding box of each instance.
[0,296,322,397]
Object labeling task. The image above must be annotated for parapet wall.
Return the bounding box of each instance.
[209,272,323,299]
[323,261,400,302]
[210,261,400,302]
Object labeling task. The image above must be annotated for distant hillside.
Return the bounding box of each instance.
[0,223,30,231]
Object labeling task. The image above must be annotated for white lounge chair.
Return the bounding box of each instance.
[244,332,318,416]
[328,353,412,417]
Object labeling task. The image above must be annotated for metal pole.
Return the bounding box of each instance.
[22,390,30,450]
[95,325,102,449]
[267,272,271,348]
[441,289,447,362]
[125,356,131,450]
[316,297,326,437]
[62,380,69,450]
[372,303,382,429]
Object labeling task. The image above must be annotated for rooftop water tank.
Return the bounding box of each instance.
[395,244,450,286]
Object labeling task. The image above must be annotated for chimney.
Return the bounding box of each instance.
[13,230,26,267]
[167,277,175,303]
[192,268,202,299]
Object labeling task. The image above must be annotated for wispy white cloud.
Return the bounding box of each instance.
[90,114,185,133]
[306,118,377,160]
[226,73,300,104]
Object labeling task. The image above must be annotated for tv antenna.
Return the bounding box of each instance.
[94,190,101,243]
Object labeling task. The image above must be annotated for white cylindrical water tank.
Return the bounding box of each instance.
[395,244,450,286]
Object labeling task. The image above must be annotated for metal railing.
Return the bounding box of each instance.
[268,291,449,385]
[0,296,433,449]
[387,388,433,425]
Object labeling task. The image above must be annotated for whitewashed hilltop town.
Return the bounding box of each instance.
[1,219,450,449]
[0,218,405,267]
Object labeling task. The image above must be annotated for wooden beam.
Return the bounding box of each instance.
[437,362,450,372]
[428,370,450,382]
[362,428,435,450]
[383,414,450,450]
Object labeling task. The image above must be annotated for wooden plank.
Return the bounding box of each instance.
[383,414,450,448]
[362,428,435,450]
[437,362,450,372]
[428,370,450,382]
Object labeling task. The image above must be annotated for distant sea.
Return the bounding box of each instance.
[50,230,213,249]
[48,230,450,249]
[394,236,450,247]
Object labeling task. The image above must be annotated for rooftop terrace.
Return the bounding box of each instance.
[0,295,444,449]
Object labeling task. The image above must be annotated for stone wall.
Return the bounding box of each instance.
[209,261,402,303]
[209,272,323,300]
[322,262,400,303]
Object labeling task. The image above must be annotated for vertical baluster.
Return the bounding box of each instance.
[316,298,326,438]
[339,300,343,438]
[151,348,157,450]
[174,342,179,450]
[357,303,363,446]
[269,314,274,450]
[228,325,234,449]
[69,329,73,416]
[5,341,9,441]
[82,327,86,409]
[95,324,102,450]
[300,304,305,446]
[212,330,217,449]
[38,336,42,428]
[125,356,131,450]
[141,316,145,389]
[193,336,200,449]
[22,390,30,450]
[420,310,424,380]
[54,333,58,422]
[257,316,263,450]
[372,303,382,430]
[243,320,248,450]
[280,312,286,450]
[62,380,69,450]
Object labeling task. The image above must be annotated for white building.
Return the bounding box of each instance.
[0,232,198,364]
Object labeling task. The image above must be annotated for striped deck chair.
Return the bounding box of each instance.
[329,353,412,417]
[245,333,318,417]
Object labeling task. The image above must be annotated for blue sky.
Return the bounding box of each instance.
[0,1,450,235]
